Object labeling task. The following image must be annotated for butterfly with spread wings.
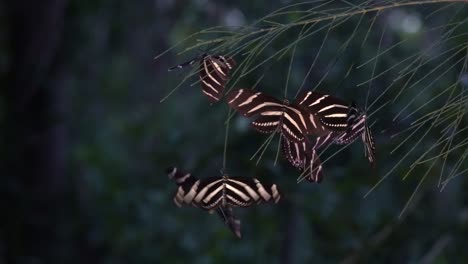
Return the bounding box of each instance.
[167,166,280,238]
[168,53,236,102]
[226,89,329,143]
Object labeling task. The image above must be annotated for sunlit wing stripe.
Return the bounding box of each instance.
[247,102,285,114]
[259,111,283,116]
[282,112,304,135]
[307,150,323,182]
[254,179,272,201]
[201,89,219,101]
[228,89,243,104]
[324,113,347,118]
[226,184,252,202]
[200,78,219,93]
[308,95,329,106]
[210,59,227,77]
[259,111,304,138]
[271,185,280,202]
[203,60,222,86]
[183,180,201,204]
[238,92,262,107]
[297,91,312,105]
[227,179,260,200]
[201,184,224,204]
[193,179,223,203]
[317,104,348,113]
[309,114,317,128]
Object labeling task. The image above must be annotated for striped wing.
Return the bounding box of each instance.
[281,137,309,169]
[304,149,324,183]
[227,89,325,142]
[199,55,235,102]
[296,91,350,131]
[333,115,366,145]
[191,176,280,211]
[167,166,200,207]
[332,114,376,167]
[363,120,376,168]
[281,137,329,183]
[216,206,242,239]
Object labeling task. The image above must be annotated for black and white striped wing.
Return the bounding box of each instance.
[281,137,309,169]
[191,176,281,211]
[296,91,350,131]
[333,115,366,145]
[167,167,243,238]
[363,120,376,168]
[304,149,324,183]
[216,206,242,239]
[167,167,200,207]
[199,55,235,102]
[226,177,281,205]
[227,89,324,142]
[332,114,376,167]
[281,136,328,183]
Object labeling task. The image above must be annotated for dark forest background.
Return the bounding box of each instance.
[1,0,467,263]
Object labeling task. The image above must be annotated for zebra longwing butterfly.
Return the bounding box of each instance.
[167,167,281,237]
[167,166,242,238]
[168,53,236,102]
[226,89,329,143]
[297,91,377,167]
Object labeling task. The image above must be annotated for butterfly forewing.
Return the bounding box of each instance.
[363,121,376,167]
[296,91,350,131]
[226,89,284,117]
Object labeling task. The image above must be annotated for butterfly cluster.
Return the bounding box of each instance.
[166,53,376,237]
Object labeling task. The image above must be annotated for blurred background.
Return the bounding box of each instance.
[1,0,467,263]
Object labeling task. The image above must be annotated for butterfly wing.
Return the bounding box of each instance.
[225,177,281,206]
[295,91,350,131]
[363,119,376,168]
[199,56,231,102]
[227,89,319,142]
[281,136,308,169]
[304,149,324,183]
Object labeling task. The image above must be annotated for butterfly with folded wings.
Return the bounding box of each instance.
[295,91,376,168]
[168,53,236,102]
